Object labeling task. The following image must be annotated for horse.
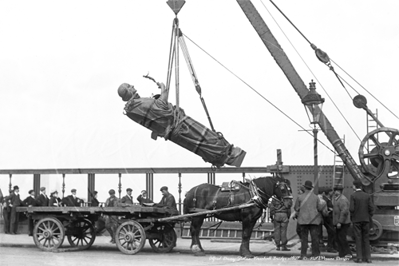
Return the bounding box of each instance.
[183,176,292,258]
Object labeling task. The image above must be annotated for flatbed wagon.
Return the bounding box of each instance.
[17,202,256,255]
[17,205,180,255]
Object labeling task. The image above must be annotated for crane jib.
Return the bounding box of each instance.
[236,0,372,188]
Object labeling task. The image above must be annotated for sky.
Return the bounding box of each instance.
[1,0,398,201]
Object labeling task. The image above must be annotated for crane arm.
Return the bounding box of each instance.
[236,0,372,186]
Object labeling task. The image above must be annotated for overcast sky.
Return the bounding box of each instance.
[1,0,398,200]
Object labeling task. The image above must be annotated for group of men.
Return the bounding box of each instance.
[2,186,85,236]
[2,184,177,242]
[103,186,178,243]
[270,179,374,262]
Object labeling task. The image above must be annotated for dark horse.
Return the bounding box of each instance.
[183,176,292,258]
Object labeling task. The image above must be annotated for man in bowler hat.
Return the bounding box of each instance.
[23,190,38,236]
[10,185,22,234]
[350,179,374,263]
[294,180,323,260]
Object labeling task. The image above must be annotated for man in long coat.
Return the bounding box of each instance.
[294,180,323,260]
[10,185,22,234]
[2,189,13,234]
[350,180,374,263]
[332,186,351,258]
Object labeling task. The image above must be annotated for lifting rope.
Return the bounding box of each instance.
[165,16,216,131]
[268,0,399,121]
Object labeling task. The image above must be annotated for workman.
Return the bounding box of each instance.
[104,189,120,244]
[137,190,154,205]
[158,186,178,215]
[270,196,292,251]
[121,188,134,206]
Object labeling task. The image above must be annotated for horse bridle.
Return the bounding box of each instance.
[250,179,292,208]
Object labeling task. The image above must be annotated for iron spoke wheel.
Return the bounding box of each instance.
[115,221,146,255]
[148,223,177,253]
[33,217,65,251]
[359,127,399,179]
[67,219,96,250]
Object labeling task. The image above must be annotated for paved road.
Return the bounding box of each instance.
[1,234,398,266]
[1,244,399,266]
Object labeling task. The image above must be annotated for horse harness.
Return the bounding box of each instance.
[190,179,289,211]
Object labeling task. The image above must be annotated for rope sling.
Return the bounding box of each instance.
[122,2,246,168]
[164,16,216,132]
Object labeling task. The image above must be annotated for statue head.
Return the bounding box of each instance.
[118,83,139,101]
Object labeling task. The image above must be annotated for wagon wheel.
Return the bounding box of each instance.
[148,223,177,253]
[66,219,96,250]
[115,221,146,255]
[369,219,383,241]
[33,217,65,251]
[359,127,399,179]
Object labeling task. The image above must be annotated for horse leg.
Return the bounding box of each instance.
[239,218,257,258]
[190,216,206,256]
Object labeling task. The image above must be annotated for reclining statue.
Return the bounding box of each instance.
[117,82,246,167]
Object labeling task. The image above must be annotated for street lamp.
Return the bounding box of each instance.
[302,80,324,195]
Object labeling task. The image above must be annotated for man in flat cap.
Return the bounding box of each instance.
[158,186,178,215]
[23,190,38,236]
[332,186,351,258]
[350,180,374,263]
[294,180,324,260]
[10,185,22,234]
[121,188,134,206]
[63,189,84,207]
[137,190,153,205]
[104,189,120,243]
[36,187,49,207]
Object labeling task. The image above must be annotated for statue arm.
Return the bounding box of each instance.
[158,82,169,102]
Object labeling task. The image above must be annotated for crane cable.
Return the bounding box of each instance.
[268,0,399,121]
[183,33,337,155]
[165,17,216,132]
[263,0,362,142]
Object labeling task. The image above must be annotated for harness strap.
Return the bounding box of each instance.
[192,186,199,209]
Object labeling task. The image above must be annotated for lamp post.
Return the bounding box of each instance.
[302,80,324,195]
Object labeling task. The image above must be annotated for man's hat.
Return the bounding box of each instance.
[303,181,313,190]
[52,190,58,194]
[126,188,133,192]
[109,189,115,195]
[353,179,363,187]
[28,189,34,194]
[13,185,19,190]
[333,186,344,191]
[93,191,98,195]
[160,186,168,192]
[40,187,46,191]
[71,189,77,193]
[141,190,147,194]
